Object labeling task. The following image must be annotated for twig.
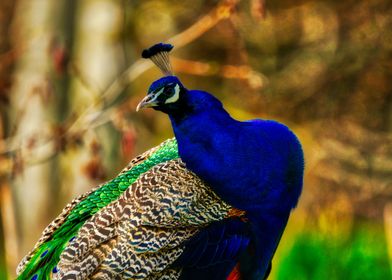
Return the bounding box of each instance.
[172,57,267,88]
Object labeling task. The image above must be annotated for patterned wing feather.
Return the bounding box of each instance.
[55,159,236,279]
[16,138,244,280]
[16,139,179,280]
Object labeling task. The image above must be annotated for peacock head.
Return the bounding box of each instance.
[136,75,186,112]
[137,43,187,113]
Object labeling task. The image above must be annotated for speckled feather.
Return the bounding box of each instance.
[16,138,242,280]
[56,159,235,279]
[16,139,177,279]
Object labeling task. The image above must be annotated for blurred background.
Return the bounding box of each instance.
[0,0,391,279]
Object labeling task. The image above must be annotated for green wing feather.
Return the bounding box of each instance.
[16,138,179,280]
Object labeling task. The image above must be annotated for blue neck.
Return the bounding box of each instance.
[169,90,241,202]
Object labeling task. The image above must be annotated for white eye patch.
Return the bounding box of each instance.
[165,84,180,104]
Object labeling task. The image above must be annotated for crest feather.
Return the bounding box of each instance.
[142,43,174,76]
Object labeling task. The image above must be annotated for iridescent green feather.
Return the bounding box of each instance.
[17,139,179,280]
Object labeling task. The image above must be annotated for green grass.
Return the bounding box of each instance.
[276,224,391,280]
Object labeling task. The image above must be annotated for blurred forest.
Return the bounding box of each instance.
[0,0,391,279]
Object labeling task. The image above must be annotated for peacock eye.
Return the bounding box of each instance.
[165,87,174,95]
[164,84,180,104]
[160,87,174,99]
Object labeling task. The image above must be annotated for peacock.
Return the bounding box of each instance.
[16,43,304,280]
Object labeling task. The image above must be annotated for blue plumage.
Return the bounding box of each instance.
[176,218,250,279]
[138,47,304,279]
[176,218,250,265]
[172,89,303,279]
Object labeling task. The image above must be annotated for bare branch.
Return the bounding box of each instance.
[0,0,242,175]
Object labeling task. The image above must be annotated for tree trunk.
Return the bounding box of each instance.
[7,0,68,275]
[64,0,123,200]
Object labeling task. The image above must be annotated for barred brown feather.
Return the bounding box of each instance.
[16,141,170,276]
[55,159,238,279]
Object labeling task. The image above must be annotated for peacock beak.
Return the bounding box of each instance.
[136,93,160,111]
